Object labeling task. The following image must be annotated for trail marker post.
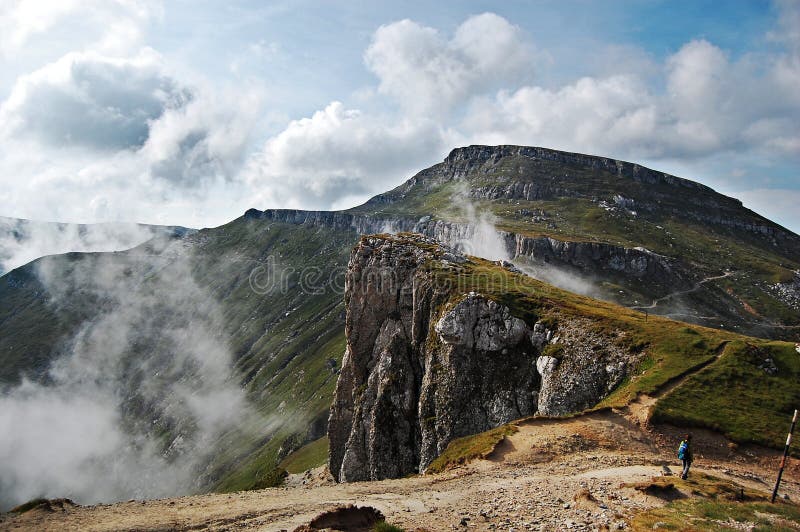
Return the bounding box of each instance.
[772,409,798,503]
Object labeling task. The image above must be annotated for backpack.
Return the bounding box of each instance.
[678,440,688,460]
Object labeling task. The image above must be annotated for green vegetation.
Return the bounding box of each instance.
[630,474,800,531]
[214,432,289,492]
[426,423,518,474]
[8,498,48,514]
[1,217,355,496]
[279,436,329,474]
[354,150,800,334]
[374,521,405,532]
[652,340,800,448]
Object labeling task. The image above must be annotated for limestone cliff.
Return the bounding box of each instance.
[328,234,640,482]
[244,209,691,292]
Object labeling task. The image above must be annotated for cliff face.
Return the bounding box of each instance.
[245,209,691,291]
[328,234,640,482]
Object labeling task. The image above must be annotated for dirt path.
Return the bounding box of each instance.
[621,339,729,431]
[3,408,796,532]
[631,271,733,312]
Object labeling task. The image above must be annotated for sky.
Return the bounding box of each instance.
[0,0,798,233]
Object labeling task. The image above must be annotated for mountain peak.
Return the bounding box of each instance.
[441,144,714,193]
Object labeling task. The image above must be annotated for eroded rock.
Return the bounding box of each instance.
[328,235,641,482]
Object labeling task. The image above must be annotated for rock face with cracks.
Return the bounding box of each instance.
[328,234,640,482]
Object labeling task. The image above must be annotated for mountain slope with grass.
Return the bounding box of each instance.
[0,145,798,509]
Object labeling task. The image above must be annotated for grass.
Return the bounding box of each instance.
[279,436,329,474]
[355,150,800,338]
[633,499,800,530]
[8,498,48,514]
[630,474,800,531]
[651,340,800,448]
[374,522,405,532]
[426,423,518,474]
[2,146,799,500]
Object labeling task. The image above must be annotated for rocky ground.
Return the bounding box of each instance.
[1,409,797,531]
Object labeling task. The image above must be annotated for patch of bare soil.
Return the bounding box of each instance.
[1,408,797,532]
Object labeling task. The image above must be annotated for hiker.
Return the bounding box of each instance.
[678,434,693,480]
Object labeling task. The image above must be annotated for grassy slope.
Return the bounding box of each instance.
[630,473,800,531]
[167,218,355,491]
[651,340,800,447]
[278,436,329,474]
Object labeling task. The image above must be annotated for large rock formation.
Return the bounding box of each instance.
[328,234,640,482]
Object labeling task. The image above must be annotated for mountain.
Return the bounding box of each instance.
[0,216,195,275]
[0,145,798,508]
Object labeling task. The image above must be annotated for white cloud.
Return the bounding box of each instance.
[0,247,260,508]
[460,74,660,156]
[0,217,167,274]
[457,36,800,161]
[0,0,161,57]
[364,13,534,116]
[242,101,446,209]
[0,48,186,150]
[0,46,262,226]
[0,7,798,236]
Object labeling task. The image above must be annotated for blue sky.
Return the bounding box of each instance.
[0,0,798,232]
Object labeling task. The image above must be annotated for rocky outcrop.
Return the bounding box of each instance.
[512,235,684,283]
[534,319,631,416]
[328,234,641,482]
[767,272,800,311]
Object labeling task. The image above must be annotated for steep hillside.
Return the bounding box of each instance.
[253,146,800,338]
[0,145,797,508]
[0,219,354,508]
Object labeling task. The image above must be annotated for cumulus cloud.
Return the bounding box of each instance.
[457,36,800,161]
[1,5,799,235]
[0,44,262,226]
[242,101,446,209]
[0,48,187,150]
[364,13,534,116]
[205,8,800,227]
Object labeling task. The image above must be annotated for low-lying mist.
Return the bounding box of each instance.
[0,237,260,510]
[451,183,511,261]
[447,184,608,299]
[0,216,174,275]
[514,260,603,300]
